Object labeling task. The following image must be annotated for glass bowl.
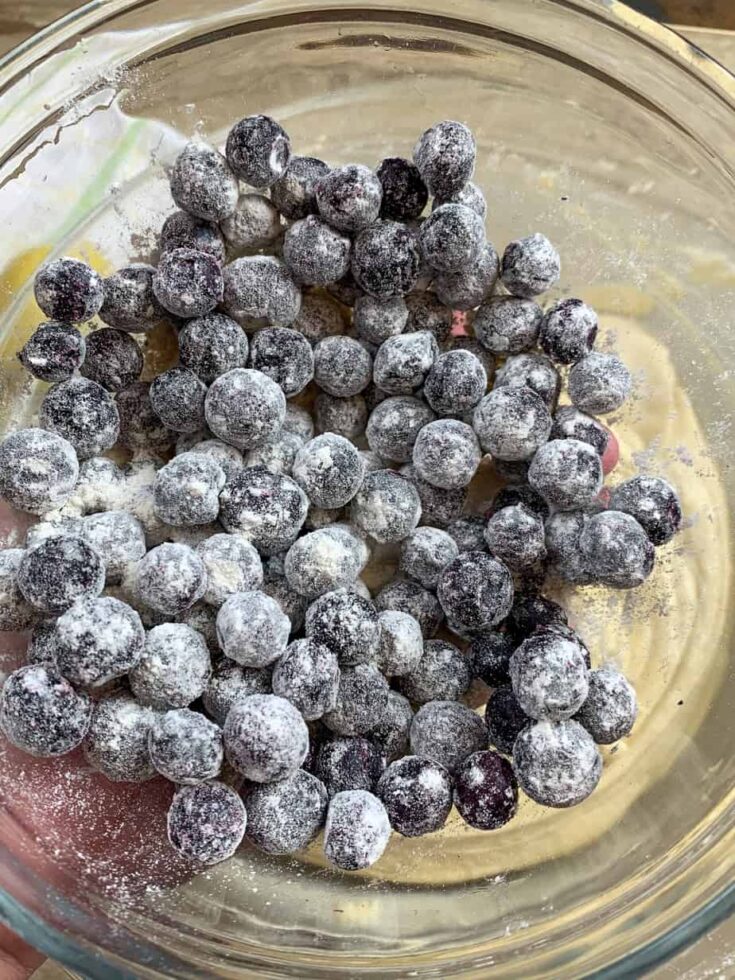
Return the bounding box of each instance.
[1,0,735,977]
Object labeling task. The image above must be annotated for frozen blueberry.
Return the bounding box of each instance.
[490,486,549,523]
[375,578,443,637]
[353,294,407,345]
[400,527,458,590]
[373,331,438,395]
[160,210,227,265]
[404,291,453,344]
[374,610,422,677]
[305,505,344,532]
[170,141,239,224]
[410,700,486,773]
[177,602,219,654]
[202,660,272,725]
[315,735,385,798]
[324,789,390,870]
[262,562,309,632]
[249,327,314,397]
[133,542,207,615]
[579,510,655,589]
[83,693,156,782]
[0,664,91,757]
[568,352,632,415]
[501,233,560,298]
[506,593,568,644]
[271,638,339,721]
[305,588,380,666]
[80,328,143,392]
[219,466,308,554]
[485,685,530,755]
[413,120,476,198]
[17,535,104,616]
[419,203,484,275]
[153,453,225,527]
[116,381,175,454]
[494,352,561,412]
[181,439,243,483]
[378,755,452,837]
[313,336,372,398]
[205,369,286,450]
[575,665,637,744]
[473,296,542,355]
[40,376,119,460]
[528,439,603,512]
[376,157,428,221]
[283,215,351,286]
[54,595,144,687]
[293,292,345,345]
[350,469,421,544]
[178,314,249,385]
[292,433,364,510]
[434,179,487,217]
[454,750,518,830]
[0,429,78,515]
[226,114,290,189]
[544,511,590,585]
[447,515,487,554]
[153,247,223,319]
[424,350,487,417]
[365,396,434,464]
[609,475,682,546]
[315,392,368,440]
[73,456,123,511]
[352,220,421,298]
[550,405,610,457]
[473,387,551,461]
[149,708,223,784]
[247,430,304,477]
[223,256,301,326]
[285,523,368,599]
[195,534,263,608]
[129,622,210,709]
[413,419,481,491]
[100,265,165,334]
[400,639,470,704]
[371,691,413,762]
[217,590,290,668]
[509,630,589,722]
[19,321,85,383]
[467,632,515,688]
[246,769,328,854]
[34,257,103,323]
[437,551,513,634]
[224,692,308,781]
[433,242,499,311]
[0,550,37,631]
[539,297,597,365]
[316,164,382,233]
[483,504,546,571]
[513,719,602,808]
[221,193,282,252]
[323,663,389,737]
[402,466,469,529]
[270,155,330,220]
[167,780,247,865]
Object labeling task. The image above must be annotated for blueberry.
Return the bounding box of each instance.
[282,214,350,287]
[54,595,144,688]
[76,456,124,509]
[373,330,438,395]
[365,396,435,464]
[424,350,487,417]
[401,465,468,528]
[350,469,421,543]
[353,294,408,346]
[283,403,315,442]
[0,550,37,631]
[485,685,531,755]
[149,708,223,784]
[178,313,249,385]
[116,381,175,454]
[302,589,379,668]
[129,622,211,709]
[473,296,542,355]
[195,534,263,608]
[80,328,143,392]
[550,405,610,457]
[433,242,499,311]
[133,542,207,615]
[314,336,372,397]
[419,203,484,274]
[40,376,119,460]
[100,264,165,333]
[400,526,460,592]
[285,524,368,599]
[314,392,368,440]
[352,220,421,298]
[468,632,515,688]
[512,719,602,808]
[539,297,597,364]
[270,637,339,720]
[262,560,309,633]
[248,327,314,397]
[205,369,286,450]
[160,210,227,265]
[19,322,85,382]
[378,755,452,837]
[270,155,330,220]
[609,475,682,546]
[149,367,207,435]
[17,535,104,615]
[226,114,291,189]
[376,157,428,221]
[575,665,638,744]
[247,431,304,477]
[34,257,104,323]
[413,120,476,198]
[509,630,589,722]
[501,233,560,298]
[494,352,561,412]
[506,593,568,644]
[544,511,591,585]
[454,750,518,829]
[223,256,301,326]
[579,510,655,589]
[217,590,290,668]
[400,638,471,704]
[289,293,343,347]
[178,602,219,654]
[202,660,272,725]
[324,789,390,870]
[0,429,78,515]
[83,693,157,782]
[489,481,546,515]
[154,452,226,527]
[167,781,247,865]
[324,663,389,736]
[447,515,487,554]
[473,387,551,461]
[219,466,308,554]
[0,664,91,757]
[315,736,385,797]
[246,769,328,854]
[373,611,421,678]
[371,691,414,761]
[528,439,603,512]
[220,193,282,252]
[292,433,364,510]
[434,180,487,217]
[484,504,546,571]
[413,419,481,491]
[437,551,513,635]
[404,291,453,344]
[410,700,486,773]
[25,515,84,552]
[316,164,382,233]
[568,352,632,415]
[153,247,223,319]
[224,692,308,781]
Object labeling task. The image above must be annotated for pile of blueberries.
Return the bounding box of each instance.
[0,115,683,872]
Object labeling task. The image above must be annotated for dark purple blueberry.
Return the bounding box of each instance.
[489,484,549,521]
[54,595,144,688]
[410,700,486,773]
[323,663,389,736]
[528,438,603,512]
[485,686,531,754]
[133,543,207,616]
[149,367,207,434]
[153,247,223,319]
[34,257,103,323]
[270,155,330,220]
[170,141,238,221]
[353,294,407,345]
[0,551,36,631]
[468,633,516,688]
[402,465,468,528]
[167,780,246,864]
[579,510,655,589]
[540,298,597,365]
[224,693,308,781]
[447,515,487,554]
[437,551,514,635]
[0,428,78,515]
[501,233,560,298]
[494,352,561,412]
[0,664,91,757]
[315,735,385,797]
[246,769,328,854]
[272,638,340,721]
[83,693,156,782]
[400,639,471,704]
[551,405,610,457]
[323,789,390,870]
[350,469,421,544]
[413,419,481,491]
[375,612,423,678]
[454,750,518,829]
[433,242,499,311]
[27,619,59,665]
[220,193,282,252]
[216,591,289,668]
[568,352,632,415]
[510,630,589,722]
[609,475,682,546]
[82,510,146,584]
[130,623,210,709]
[284,525,367,599]
[196,533,263,608]
[202,660,272,725]
[424,349,487,417]
[293,434,364,510]
[513,719,602,808]
[365,396,435,464]
[575,665,638,744]
[473,296,542,355]
[219,466,308,554]
[419,203,484,274]
[249,327,314,397]
[99,264,166,332]
[153,452,225,526]
[205,369,286,452]
[178,314,249,385]
[223,256,302,326]
[507,593,568,644]
[373,330,438,395]
[314,392,368,440]
[473,387,552,461]
[404,291,453,344]
[116,381,176,453]
[17,535,104,615]
[316,164,382,233]
[484,504,546,571]
[19,322,85,382]
[80,328,143,392]
[226,114,291,189]
[434,180,486,217]
[305,587,380,666]
[378,755,452,837]
[40,376,119,460]
[160,210,227,265]
[375,578,444,637]
[314,335,372,397]
[376,157,428,221]
[148,708,222,784]
[544,511,591,585]
[413,120,476,198]
[352,220,421,298]
[400,526,459,590]
[371,691,414,761]
[283,215,351,286]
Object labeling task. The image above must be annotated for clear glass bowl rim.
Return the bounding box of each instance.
[0,0,735,977]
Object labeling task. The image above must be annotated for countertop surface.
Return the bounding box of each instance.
[2,2,734,979]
